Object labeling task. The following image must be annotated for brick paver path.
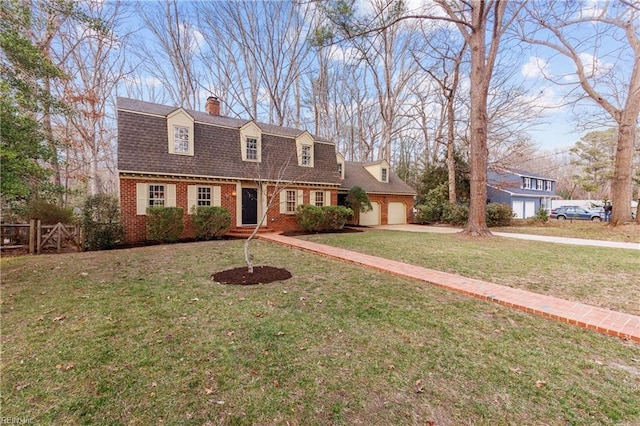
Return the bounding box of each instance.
[259,233,640,343]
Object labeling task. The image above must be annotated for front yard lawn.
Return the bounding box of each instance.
[494,221,640,243]
[2,239,639,425]
[302,230,640,316]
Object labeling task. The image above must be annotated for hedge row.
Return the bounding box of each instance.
[295,205,354,232]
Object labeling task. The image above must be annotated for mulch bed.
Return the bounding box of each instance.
[212,266,292,285]
[211,227,363,285]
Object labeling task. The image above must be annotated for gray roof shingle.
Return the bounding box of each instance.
[340,162,417,196]
[117,97,341,185]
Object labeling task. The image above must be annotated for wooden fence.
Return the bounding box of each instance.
[1,221,83,254]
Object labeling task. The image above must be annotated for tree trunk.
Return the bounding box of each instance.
[446,89,457,204]
[42,78,63,206]
[461,4,491,237]
[610,112,636,225]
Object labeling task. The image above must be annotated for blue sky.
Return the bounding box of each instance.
[118,0,631,154]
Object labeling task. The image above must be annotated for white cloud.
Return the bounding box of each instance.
[522,56,549,79]
[578,52,612,78]
[523,86,564,114]
[577,0,605,18]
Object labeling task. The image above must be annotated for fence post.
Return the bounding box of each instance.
[77,225,84,251]
[36,220,42,254]
[57,223,62,253]
[29,219,36,255]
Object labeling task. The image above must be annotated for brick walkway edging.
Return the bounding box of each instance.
[259,233,640,343]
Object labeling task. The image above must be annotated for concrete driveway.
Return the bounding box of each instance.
[373,224,640,250]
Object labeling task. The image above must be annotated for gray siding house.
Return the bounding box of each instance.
[487,168,558,219]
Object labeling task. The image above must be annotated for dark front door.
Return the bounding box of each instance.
[242,188,258,225]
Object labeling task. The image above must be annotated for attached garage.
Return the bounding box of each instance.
[388,202,406,225]
[359,201,381,226]
[512,200,524,219]
[340,160,417,227]
[513,200,537,219]
[524,201,535,218]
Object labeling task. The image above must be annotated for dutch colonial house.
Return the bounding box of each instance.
[487,168,559,219]
[117,97,416,243]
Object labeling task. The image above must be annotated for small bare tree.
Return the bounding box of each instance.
[241,153,316,273]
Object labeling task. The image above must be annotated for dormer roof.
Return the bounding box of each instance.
[340,161,416,196]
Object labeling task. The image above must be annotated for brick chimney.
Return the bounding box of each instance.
[205,96,220,116]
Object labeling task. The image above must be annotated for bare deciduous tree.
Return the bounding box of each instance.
[55,0,130,197]
[435,0,521,236]
[518,1,640,225]
[413,26,467,203]
[134,0,202,109]
[325,0,424,162]
[197,1,314,126]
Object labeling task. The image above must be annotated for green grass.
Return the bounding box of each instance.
[494,220,640,243]
[302,230,640,316]
[2,239,639,425]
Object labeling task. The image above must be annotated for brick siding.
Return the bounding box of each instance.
[120,178,339,243]
[366,194,415,225]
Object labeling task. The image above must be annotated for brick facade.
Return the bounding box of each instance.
[117,98,416,243]
[366,194,415,224]
[120,177,338,243]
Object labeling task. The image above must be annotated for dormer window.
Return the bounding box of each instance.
[545,181,552,191]
[174,126,190,153]
[301,145,312,166]
[536,179,543,190]
[296,132,315,167]
[336,152,345,179]
[240,122,262,162]
[167,108,194,156]
[364,159,390,183]
[246,138,258,160]
[523,177,531,189]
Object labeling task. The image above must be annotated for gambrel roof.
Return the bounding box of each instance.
[117,97,341,186]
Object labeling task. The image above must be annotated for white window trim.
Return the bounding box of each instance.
[240,122,262,162]
[187,185,222,213]
[311,190,332,207]
[301,145,312,166]
[173,126,190,154]
[295,132,315,167]
[336,152,345,179]
[523,177,531,189]
[381,168,388,183]
[280,189,304,214]
[136,183,177,215]
[167,109,194,156]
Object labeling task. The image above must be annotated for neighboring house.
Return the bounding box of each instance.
[487,168,559,219]
[337,156,417,226]
[117,97,416,243]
